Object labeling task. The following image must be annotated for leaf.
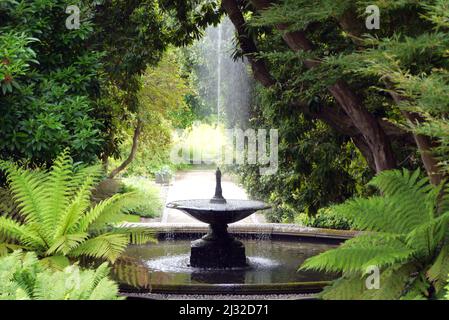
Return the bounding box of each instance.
[39,255,70,271]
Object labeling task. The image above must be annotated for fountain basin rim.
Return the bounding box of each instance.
[166,199,271,211]
[121,222,359,240]
[120,281,330,296]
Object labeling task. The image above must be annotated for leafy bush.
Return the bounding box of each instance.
[120,177,163,218]
[301,169,449,300]
[0,151,155,267]
[0,1,106,165]
[0,251,122,300]
[296,207,353,230]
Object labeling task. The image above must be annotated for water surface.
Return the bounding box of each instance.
[112,239,339,289]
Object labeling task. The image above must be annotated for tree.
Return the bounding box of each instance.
[0,0,222,170]
[292,1,449,299]
[220,0,423,173]
[91,0,224,173]
[108,50,192,178]
[246,0,447,182]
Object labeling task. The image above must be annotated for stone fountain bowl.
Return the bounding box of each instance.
[166,199,271,225]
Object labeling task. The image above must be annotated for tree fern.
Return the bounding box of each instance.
[0,151,155,264]
[301,169,449,299]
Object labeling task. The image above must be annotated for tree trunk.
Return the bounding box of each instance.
[250,0,397,172]
[222,0,376,166]
[328,80,396,172]
[108,119,143,179]
[101,152,109,173]
[222,0,276,87]
[388,90,443,185]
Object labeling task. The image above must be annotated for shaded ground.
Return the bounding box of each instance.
[161,169,266,224]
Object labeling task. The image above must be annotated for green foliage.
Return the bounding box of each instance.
[94,0,221,166]
[232,0,449,226]
[0,250,122,300]
[0,0,106,165]
[301,169,449,299]
[0,32,37,94]
[120,177,162,218]
[109,50,198,177]
[296,207,353,230]
[232,99,372,221]
[250,0,351,32]
[0,0,222,168]
[304,1,449,176]
[0,151,155,264]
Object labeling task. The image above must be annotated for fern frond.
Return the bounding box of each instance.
[89,277,124,300]
[332,197,400,233]
[427,244,449,293]
[0,217,45,248]
[0,162,52,243]
[74,193,126,233]
[361,263,417,300]
[405,210,449,257]
[46,233,89,256]
[89,192,144,231]
[69,163,103,195]
[438,183,449,214]
[0,188,22,222]
[40,150,73,232]
[77,192,143,233]
[319,274,366,300]
[370,169,433,229]
[69,233,129,262]
[53,175,95,240]
[301,245,413,273]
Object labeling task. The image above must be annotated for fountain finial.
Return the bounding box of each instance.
[210,167,226,204]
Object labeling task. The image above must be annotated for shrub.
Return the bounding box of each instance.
[0,251,122,300]
[296,207,353,230]
[120,177,163,218]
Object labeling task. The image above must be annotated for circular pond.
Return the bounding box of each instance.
[111,226,350,296]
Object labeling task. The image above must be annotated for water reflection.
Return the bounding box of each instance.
[112,239,338,289]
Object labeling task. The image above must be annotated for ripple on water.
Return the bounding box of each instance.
[145,254,280,273]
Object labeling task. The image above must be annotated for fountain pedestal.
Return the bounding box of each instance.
[166,168,270,269]
[190,223,247,268]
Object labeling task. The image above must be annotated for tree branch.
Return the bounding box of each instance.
[108,119,143,179]
[250,0,397,172]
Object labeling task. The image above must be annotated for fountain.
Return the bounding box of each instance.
[107,19,357,298]
[166,168,270,268]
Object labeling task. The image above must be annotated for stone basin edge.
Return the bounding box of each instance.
[122,222,359,240]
